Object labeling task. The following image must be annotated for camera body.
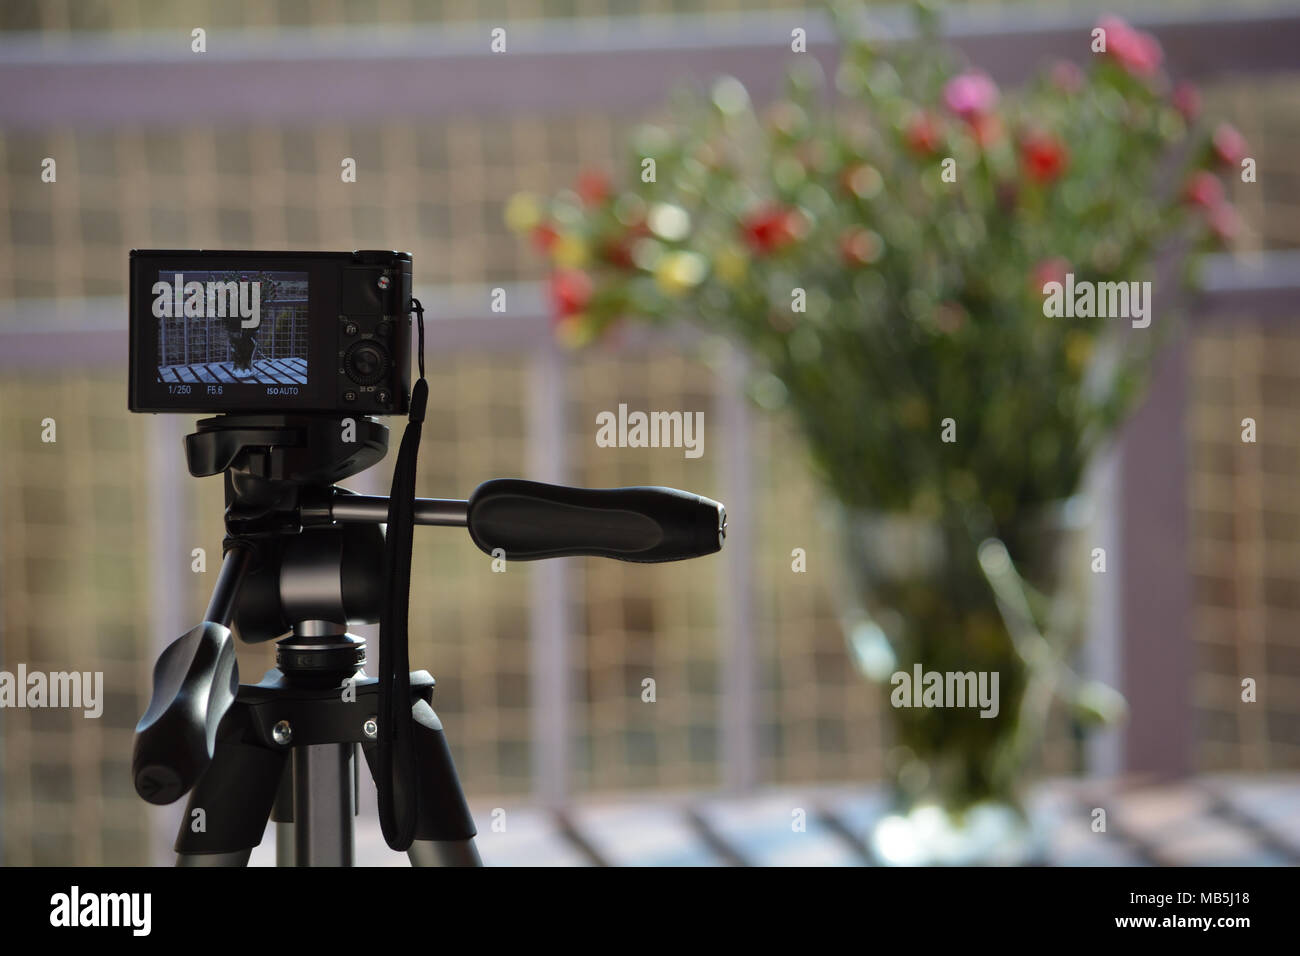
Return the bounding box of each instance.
[129,249,412,415]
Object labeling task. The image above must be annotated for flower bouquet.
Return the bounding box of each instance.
[510,3,1244,862]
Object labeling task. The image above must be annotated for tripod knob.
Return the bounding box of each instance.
[133,622,239,805]
[466,479,726,562]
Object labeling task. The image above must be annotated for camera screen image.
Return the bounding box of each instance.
[153,269,310,387]
[130,249,412,414]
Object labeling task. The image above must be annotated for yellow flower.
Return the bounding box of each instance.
[899,396,928,429]
[1065,331,1093,372]
[555,314,595,349]
[504,193,541,233]
[552,233,589,268]
[713,243,749,286]
[654,251,708,297]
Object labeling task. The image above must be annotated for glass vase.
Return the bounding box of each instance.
[828,497,1094,865]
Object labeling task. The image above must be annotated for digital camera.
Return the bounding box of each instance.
[128,249,412,415]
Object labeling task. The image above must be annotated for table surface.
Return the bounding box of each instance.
[248,773,1300,867]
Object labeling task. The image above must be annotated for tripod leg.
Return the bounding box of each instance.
[178,848,253,867]
[363,696,482,866]
[174,701,287,866]
[408,839,483,866]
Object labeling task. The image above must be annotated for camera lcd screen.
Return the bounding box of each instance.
[153,269,311,394]
[129,250,411,415]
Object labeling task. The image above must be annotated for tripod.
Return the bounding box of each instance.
[133,413,725,866]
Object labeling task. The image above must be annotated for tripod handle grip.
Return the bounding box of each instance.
[466,479,725,562]
[132,623,239,806]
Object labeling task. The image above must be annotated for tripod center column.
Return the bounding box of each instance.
[292,742,356,867]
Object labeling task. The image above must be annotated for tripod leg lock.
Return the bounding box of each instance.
[133,622,239,806]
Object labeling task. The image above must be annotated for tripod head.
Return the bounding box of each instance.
[133,411,726,846]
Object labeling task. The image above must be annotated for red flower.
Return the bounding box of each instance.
[1020,131,1069,184]
[550,268,593,319]
[1207,203,1240,243]
[741,204,802,255]
[532,222,560,253]
[601,223,650,269]
[1033,257,1071,290]
[1171,82,1201,121]
[599,235,636,269]
[576,170,611,206]
[1212,124,1248,167]
[1097,16,1163,77]
[903,113,942,155]
[1183,171,1223,209]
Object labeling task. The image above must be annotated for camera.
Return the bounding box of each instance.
[128,249,412,415]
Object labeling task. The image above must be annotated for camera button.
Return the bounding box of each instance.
[343,340,390,386]
[343,390,357,403]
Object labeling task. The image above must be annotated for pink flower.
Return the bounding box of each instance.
[1182,171,1223,209]
[1212,124,1248,167]
[1171,82,1201,121]
[839,228,884,266]
[1050,61,1085,94]
[1207,203,1240,243]
[1098,16,1163,77]
[943,72,999,121]
[1033,257,1071,290]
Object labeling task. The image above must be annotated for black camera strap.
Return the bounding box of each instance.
[376,297,427,851]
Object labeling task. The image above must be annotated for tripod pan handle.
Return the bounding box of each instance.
[466,479,725,562]
[132,623,239,805]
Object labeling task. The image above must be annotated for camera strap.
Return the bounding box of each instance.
[376,297,427,852]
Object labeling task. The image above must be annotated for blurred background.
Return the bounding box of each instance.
[1,0,1298,866]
